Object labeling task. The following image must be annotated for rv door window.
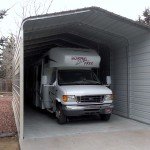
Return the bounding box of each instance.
[37,65,42,86]
[44,55,49,64]
[50,70,56,84]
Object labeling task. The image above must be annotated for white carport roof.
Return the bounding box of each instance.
[23,7,150,59]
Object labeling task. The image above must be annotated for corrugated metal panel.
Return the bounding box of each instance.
[111,46,128,117]
[12,54,20,134]
[129,34,150,124]
[12,88,20,131]
[23,7,149,50]
[84,12,148,39]
[12,30,24,139]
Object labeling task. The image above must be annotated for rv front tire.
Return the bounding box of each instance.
[100,114,111,121]
[56,105,67,124]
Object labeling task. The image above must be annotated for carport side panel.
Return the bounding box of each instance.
[12,29,24,140]
[110,46,128,117]
[12,39,21,137]
[129,34,150,124]
[20,30,24,139]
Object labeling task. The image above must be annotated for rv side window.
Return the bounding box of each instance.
[50,70,56,84]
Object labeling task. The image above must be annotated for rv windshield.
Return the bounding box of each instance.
[58,70,100,85]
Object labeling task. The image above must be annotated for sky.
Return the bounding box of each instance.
[0,0,149,36]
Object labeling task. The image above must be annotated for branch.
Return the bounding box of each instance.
[46,0,54,14]
[0,10,7,19]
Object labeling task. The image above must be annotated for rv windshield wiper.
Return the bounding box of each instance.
[73,80,100,85]
[67,80,101,85]
[59,80,101,85]
[84,80,101,84]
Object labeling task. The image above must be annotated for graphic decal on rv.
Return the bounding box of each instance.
[71,56,93,66]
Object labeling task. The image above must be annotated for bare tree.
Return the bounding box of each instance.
[0,10,7,19]
[15,0,55,21]
[0,10,8,48]
[0,1,54,79]
[0,9,8,78]
[0,35,15,79]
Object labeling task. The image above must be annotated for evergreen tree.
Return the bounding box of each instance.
[138,8,150,26]
[0,9,15,79]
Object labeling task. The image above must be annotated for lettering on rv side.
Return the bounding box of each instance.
[71,56,93,66]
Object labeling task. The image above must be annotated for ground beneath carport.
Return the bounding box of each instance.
[21,129,150,150]
[21,105,150,150]
[0,136,19,150]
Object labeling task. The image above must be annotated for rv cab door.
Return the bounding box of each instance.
[49,70,57,107]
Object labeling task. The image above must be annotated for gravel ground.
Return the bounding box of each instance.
[0,94,17,135]
[0,94,19,150]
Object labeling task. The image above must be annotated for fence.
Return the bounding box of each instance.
[0,79,12,93]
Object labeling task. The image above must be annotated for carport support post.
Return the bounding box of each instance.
[20,30,24,140]
[126,44,130,118]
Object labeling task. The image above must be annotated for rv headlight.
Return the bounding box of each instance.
[104,94,113,101]
[62,95,76,102]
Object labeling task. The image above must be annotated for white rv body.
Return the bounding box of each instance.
[33,47,113,123]
[48,48,101,68]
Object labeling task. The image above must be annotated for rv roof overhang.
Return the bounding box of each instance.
[23,7,150,64]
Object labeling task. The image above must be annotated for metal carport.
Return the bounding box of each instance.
[12,7,150,142]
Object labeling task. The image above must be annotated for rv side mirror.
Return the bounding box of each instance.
[41,75,48,85]
[106,76,111,85]
[42,75,54,87]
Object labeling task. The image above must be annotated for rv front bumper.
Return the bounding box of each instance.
[62,104,113,116]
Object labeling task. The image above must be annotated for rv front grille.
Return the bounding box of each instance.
[77,95,104,103]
